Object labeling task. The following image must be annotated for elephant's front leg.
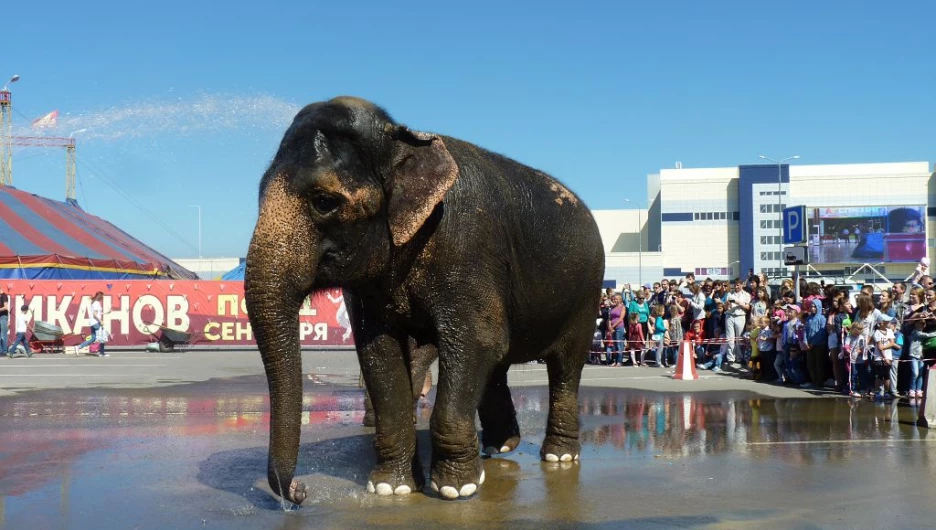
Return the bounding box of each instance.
[358,332,425,496]
[430,328,505,499]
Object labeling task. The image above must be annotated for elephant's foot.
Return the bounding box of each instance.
[430,457,485,500]
[366,458,424,497]
[277,478,308,505]
[540,436,580,463]
[481,428,521,456]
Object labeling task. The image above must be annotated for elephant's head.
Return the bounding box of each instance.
[244,96,458,505]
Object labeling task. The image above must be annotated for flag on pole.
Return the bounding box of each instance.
[32,110,59,128]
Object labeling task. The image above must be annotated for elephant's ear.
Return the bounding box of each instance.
[386,126,459,246]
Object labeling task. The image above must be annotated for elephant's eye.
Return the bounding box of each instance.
[311,193,342,215]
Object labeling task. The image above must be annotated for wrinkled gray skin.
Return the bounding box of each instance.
[244,96,604,504]
[362,339,436,427]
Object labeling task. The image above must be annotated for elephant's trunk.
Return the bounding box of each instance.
[244,176,317,506]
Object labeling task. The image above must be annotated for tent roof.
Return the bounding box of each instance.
[221,261,245,280]
[0,186,197,280]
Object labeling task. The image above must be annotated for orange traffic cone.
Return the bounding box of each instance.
[672,339,699,380]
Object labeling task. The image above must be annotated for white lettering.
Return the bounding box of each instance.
[166,295,190,331]
[133,295,164,335]
[46,295,73,333]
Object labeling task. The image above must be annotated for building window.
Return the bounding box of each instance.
[690,211,740,222]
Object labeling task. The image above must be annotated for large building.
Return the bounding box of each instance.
[596,161,935,288]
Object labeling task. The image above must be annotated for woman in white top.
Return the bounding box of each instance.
[76,291,107,357]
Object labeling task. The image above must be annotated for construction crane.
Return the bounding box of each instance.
[1,81,78,201]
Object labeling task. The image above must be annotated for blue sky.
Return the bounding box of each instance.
[4,0,934,259]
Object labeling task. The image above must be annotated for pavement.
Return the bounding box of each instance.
[0,349,819,399]
[3,349,935,529]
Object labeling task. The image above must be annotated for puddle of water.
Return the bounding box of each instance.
[1,383,935,529]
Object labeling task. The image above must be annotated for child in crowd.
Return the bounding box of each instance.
[649,305,668,367]
[685,320,705,363]
[667,305,684,366]
[755,316,776,381]
[871,319,898,400]
[907,316,936,398]
[830,299,853,392]
[842,321,868,397]
[743,318,761,379]
[627,312,645,367]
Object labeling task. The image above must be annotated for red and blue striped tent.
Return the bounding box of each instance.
[0,186,197,280]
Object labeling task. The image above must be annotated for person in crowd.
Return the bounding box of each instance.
[854,293,891,346]
[842,321,868,398]
[871,319,898,400]
[906,316,936,399]
[688,283,706,324]
[697,326,726,372]
[751,287,770,321]
[7,305,32,357]
[649,304,669,367]
[628,289,651,340]
[685,319,706,362]
[744,318,761,379]
[724,279,752,364]
[828,299,851,392]
[607,294,626,366]
[802,298,829,389]
[776,304,799,385]
[878,289,897,319]
[893,281,909,306]
[757,316,778,381]
[891,318,905,397]
[74,291,108,358]
[667,304,684,366]
[0,286,9,356]
[626,312,645,367]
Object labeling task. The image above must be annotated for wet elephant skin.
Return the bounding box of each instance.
[244,96,605,504]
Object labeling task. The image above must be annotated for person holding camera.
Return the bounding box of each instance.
[724,279,752,364]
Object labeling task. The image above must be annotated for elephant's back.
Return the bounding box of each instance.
[440,137,605,356]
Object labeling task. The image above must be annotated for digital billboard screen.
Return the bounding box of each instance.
[806,206,926,264]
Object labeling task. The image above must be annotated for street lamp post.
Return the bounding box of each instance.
[758,155,800,275]
[623,198,643,287]
[188,204,202,258]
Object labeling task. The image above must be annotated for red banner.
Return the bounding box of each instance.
[1,280,354,349]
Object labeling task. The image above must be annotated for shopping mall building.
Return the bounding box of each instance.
[596,161,935,288]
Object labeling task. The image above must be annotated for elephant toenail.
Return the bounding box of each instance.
[459,483,477,497]
[440,486,459,499]
[545,453,559,462]
[367,481,376,493]
[394,485,411,495]
[431,481,439,492]
[479,470,486,485]
[375,483,393,496]
[574,454,580,461]
[500,445,511,453]
[560,454,572,462]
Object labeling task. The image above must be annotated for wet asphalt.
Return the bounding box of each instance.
[1,351,935,529]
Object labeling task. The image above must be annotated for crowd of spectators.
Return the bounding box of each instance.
[594,271,936,402]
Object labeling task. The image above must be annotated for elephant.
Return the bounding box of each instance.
[244,96,604,505]
[361,339,437,427]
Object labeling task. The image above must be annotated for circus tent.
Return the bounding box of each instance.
[0,186,197,280]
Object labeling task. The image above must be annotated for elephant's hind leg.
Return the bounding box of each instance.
[540,331,588,463]
[478,363,521,456]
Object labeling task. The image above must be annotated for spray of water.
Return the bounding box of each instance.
[13,93,302,141]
